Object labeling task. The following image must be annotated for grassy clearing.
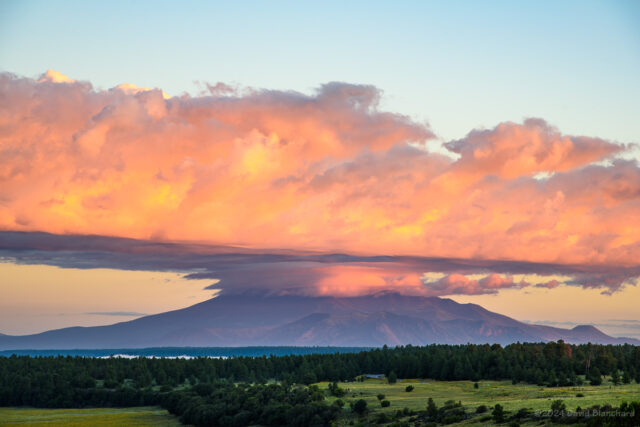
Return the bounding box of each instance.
[1,379,638,426]
[319,377,640,425]
[0,406,181,426]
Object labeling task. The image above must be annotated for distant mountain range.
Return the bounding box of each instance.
[1,292,637,349]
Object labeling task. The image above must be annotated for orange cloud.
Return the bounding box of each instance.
[314,265,424,296]
[0,71,638,276]
[444,118,624,178]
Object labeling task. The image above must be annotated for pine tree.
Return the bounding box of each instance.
[589,367,602,386]
[618,370,629,384]
[492,403,505,423]
[426,397,438,420]
[612,369,620,386]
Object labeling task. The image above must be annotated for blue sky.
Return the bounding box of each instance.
[1,1,640,335]
[2,0,639,143]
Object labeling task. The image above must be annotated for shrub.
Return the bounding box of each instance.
[375,412,389,424]
[405,385,414,392]
[476,404,488,413]
[328,381,345,397]
[492,404,505,423]
[426,397,438,419]
[441,414,463,424]
[377,393,385,401]
[514,408,529,418]
[576,393,584,397]
[351,399,367,416]
[550,399,566,419]
[381,400,390,407]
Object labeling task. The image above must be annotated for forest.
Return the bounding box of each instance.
[1,342,640,426]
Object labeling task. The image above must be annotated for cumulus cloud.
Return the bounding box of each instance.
[443,118,625,178]
[0,71,639,296]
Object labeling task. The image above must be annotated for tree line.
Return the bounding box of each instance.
[1,341,640,425]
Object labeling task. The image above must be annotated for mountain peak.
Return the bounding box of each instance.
[571,325,602,333]
[1,294,638,349]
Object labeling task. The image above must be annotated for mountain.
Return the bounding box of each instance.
[0,292,637,349]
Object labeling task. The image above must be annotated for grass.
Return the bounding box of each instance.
[0,406,181,426]
[318,377,640,425]
[1,379,638,426]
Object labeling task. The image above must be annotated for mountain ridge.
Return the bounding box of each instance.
[0,293,637,349]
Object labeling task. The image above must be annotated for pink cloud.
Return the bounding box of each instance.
[444,118,625,178]
[424,273,528,296]
[535,280,561,289]
[0,70,638,295]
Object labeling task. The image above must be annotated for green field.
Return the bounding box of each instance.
[0,406,181,426]
[1,379,638,426]
[319,377,640,425]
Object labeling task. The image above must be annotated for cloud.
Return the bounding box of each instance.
[0,71,639,296]
[443,118,625,178]
[39,70,74,83]
[2,231,638,296]
[424,273,528,296]
[535,280,560,289]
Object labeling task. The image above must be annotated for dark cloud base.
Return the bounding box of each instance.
[1,231,637,296]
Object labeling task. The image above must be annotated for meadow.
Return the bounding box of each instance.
[322,377,640,425]
[0,378,638,426]
[0,407,181,426]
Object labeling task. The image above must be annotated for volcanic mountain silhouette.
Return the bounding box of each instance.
[0,292,637,349]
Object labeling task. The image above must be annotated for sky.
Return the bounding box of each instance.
[0,0,639,336]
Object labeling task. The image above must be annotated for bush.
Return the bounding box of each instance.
[441,414,463,424]
[405,385,414,392]
[514,408,529,418]
[377,393,385,401]
[476,404,488,413]
[381,400,390,407]
[333,399,345,408]
[492,404,505,423]
[576,393,584,397]
[351,399,367,415]
[473,382,479,389]
[375,412,389,424]
[387,371,397,384]
[328,381,345,397]
[550,399,566,419]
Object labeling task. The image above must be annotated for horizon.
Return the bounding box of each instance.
[1,0,640,343]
